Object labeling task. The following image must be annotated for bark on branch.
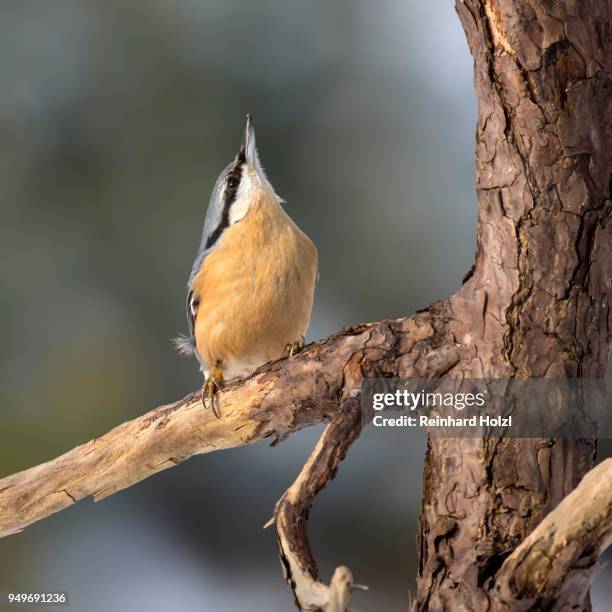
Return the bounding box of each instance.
[272,398,364,611]
[491,458,612,611]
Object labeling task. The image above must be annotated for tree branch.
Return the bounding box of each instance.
[0,311,449,534]
[0,295,458,610]
[272,351,367,611]
[490,458,612,611]
[0,326,343,537]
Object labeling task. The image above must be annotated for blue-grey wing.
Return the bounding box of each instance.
[188,162,234,284]
[175,162,233,356]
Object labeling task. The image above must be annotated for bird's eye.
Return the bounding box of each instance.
[227,177,240,190]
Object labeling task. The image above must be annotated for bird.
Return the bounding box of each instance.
[175,115,318,416]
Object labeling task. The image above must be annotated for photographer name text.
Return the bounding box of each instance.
[372,414,512,428]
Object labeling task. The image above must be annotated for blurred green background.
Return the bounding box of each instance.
[1,1,610,610]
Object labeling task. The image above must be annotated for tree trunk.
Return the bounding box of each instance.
[416,1,611,610]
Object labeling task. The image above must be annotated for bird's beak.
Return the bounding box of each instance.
[240,114,257,166]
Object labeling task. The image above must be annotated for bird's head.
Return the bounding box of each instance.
[201,115,278,252]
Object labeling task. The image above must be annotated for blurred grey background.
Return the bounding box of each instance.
[1,1,610,610]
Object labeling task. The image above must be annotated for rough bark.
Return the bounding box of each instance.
[416,1,611,610]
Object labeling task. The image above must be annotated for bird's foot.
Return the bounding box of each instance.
[201,361,224,418]
[284,335,305,358]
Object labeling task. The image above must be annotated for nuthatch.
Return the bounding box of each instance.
[176,115,318,415]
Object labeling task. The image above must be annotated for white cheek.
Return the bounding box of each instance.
[229,175,258,225]
[229,194,250,224]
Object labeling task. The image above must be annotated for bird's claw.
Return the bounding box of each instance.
[201,362,224,418]
[284,335,305,358]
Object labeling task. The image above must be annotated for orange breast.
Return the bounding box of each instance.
[190,197,317,379]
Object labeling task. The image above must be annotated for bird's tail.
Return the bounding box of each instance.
[173,334,196,356]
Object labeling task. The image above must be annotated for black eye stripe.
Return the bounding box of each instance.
[205,161,244,250]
